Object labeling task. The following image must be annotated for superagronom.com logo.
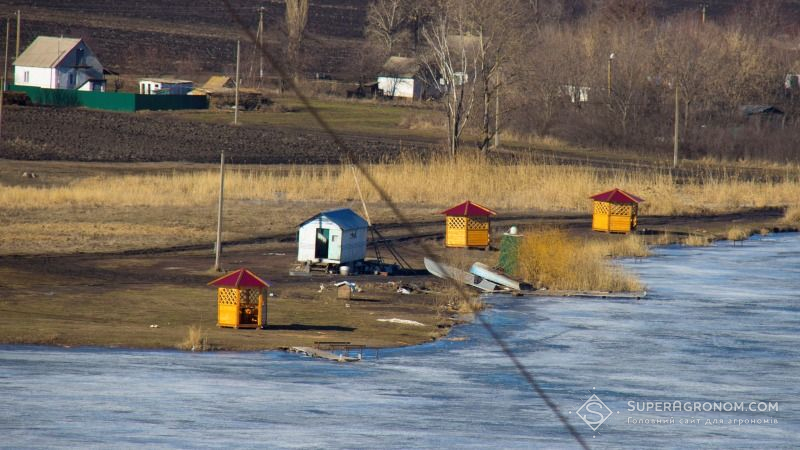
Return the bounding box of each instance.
[570,388,618,434]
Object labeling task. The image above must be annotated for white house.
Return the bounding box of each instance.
[13,36,106,91]
[138,78,194,95]
[377,56,427,99]
[297,208,369,266]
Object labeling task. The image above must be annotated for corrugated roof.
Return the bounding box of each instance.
[14,36,82,68]
[203,75,234,90]
[590,188,644,204]
[208,268,270,288]
[440,200,496,217]
[300,208,369,230]
[380,56,420,78]
[139,78,194,84]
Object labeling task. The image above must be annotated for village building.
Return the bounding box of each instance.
[189,76,235,95]
[13,36,106,91]
[297,208,369,266]
[138,78,194,95]
[377,56,430,100]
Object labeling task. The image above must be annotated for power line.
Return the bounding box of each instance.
[219,1,590,448]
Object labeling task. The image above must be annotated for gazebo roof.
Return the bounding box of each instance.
[208,268,270,289]
[589,188,644,204]
[440,200,496,217]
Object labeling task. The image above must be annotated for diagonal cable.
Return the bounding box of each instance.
[220,2,589,448]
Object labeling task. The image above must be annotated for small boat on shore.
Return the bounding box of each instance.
[424,257,503,292]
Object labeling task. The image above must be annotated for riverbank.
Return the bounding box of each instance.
[0,207,793,351]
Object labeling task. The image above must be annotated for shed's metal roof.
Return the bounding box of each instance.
[300,208,369,230]
[380,56,420,78]
[14,36,82,68]
[139,78,194,84]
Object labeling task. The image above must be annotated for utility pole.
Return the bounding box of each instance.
[15,10,19,59]
[607,53,615,96]
[258,6,265,86]
[234,39,240,125]
[2,17,8,91]
[673,85,679,168]
[214,150,226,272]
[0,17,9,143]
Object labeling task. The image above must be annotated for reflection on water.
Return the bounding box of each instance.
[1,234,799,449]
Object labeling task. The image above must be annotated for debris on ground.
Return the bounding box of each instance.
[377,318,425,326]
[334,281,363,293]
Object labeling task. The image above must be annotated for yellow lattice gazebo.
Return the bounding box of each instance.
[590,188,644,234]
[440,200,497,248]
[208,268,270,329]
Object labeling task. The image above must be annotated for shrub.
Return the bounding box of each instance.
[517,227,642,292]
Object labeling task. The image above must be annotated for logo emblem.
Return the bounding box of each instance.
[575,394,614,431]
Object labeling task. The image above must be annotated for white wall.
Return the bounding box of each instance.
[14,66,54,88]
[298,218,342,263]
[297,218,366,264]
[378,76,415,98]
[139,81,193,95]
[339,227,367,264]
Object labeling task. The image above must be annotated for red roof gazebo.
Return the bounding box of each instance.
[208,268,270,329]
[439,200,496,248]
[589,188,644,233]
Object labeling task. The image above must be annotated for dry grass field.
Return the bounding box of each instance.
[3,154,800,253]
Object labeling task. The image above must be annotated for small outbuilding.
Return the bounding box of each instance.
[138,78,194,95]
[297,208,369,266]
[440,200,496,248]
[590,188,644,234]
[208,268,270,329]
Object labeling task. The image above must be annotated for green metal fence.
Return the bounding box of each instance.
[8,85,208,112]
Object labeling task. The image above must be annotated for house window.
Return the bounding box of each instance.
[23,71,29,82]
[68,73,76,86]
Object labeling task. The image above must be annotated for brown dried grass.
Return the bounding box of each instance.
[517,227,643,292]
[178,325,208,351]
[2,154,799,216]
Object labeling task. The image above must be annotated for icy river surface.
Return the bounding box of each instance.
[2,234,799,449]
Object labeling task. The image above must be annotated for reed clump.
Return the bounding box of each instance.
[683,234,713,247]
[782,205,800,225]
[517,227,642,292]
[726,227,749,243]
[178,325,208,351]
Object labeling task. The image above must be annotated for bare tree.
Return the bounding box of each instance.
[421,0,477,156]
[468,0,526,151]
[286,0,309,81]
[365,0,409,56]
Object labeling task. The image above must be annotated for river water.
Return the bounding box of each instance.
[2,234,799,449]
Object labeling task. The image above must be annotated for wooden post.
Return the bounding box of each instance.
[234,39,240,125]
[0,18,9,143]
[673,85,679,168]
[214,150,225,272]
[2,17,8,91]
[15,10,20,59]
[258,6,265,86]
